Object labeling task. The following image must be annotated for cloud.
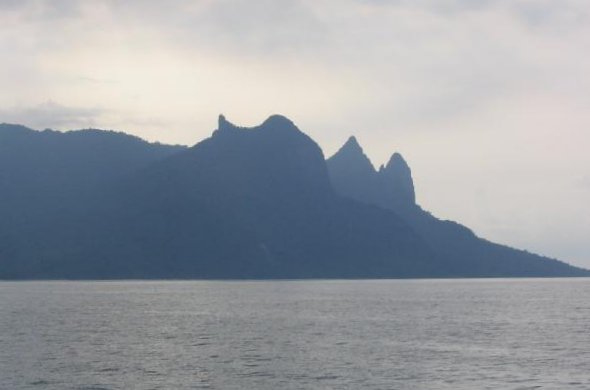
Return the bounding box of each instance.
[357,0,590,28]
[0,101,105,130]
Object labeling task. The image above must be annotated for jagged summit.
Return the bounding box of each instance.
[331,137,413,182]
[217,114,238,132]
[216,114,300,136]
[200,114,331,197]
[385,152,409,171]
[338,136,364,155]
[342,135,362,151]
[261,114,295,129]
[328,136,414,187]
[327,137,416,211]
[330,135,375,173]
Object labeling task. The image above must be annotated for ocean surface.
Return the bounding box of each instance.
[1,279,589,390]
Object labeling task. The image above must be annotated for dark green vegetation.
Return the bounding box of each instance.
[0,117,587,279]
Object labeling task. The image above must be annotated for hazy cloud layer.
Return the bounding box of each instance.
[0,101,105,129]
[1,0,589,266]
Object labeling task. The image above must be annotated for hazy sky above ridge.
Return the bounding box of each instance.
[1,0,589,268]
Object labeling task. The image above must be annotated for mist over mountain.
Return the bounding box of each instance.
[0,118,586,279]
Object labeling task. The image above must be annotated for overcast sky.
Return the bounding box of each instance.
[1,0,589,268]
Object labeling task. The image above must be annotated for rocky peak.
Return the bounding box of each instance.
[260,114,295,129]
[342,135,362,151]
[329,136,375,175]
[379,152,415,205]
[217,114,238,132]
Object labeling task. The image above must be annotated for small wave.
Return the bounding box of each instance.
[98,367,120,373]
[30,380,51,386]
[314,375,340,380]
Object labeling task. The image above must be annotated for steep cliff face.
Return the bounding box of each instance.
[377,152,416,209]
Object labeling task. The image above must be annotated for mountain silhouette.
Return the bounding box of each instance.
[0,123,185,278]
[328,137,417,213]
[327,137,584,277]
[0,117,587,279]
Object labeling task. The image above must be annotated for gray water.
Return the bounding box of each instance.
[1,279,589,390]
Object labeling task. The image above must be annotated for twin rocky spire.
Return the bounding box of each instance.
[327,135,416,213]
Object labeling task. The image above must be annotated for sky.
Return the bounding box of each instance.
[1,0,589,268]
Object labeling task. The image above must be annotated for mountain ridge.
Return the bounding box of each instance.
[0,117,587,279]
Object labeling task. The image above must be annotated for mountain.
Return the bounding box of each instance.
[0,123,186,278]
[0,117,587,279]
[0,123,185,219]
[0,123,185,227]
[327,137,586,277]
[328,136,416,213]
[0,117,437,279]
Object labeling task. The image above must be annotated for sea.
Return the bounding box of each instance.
[1,278,589,389]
